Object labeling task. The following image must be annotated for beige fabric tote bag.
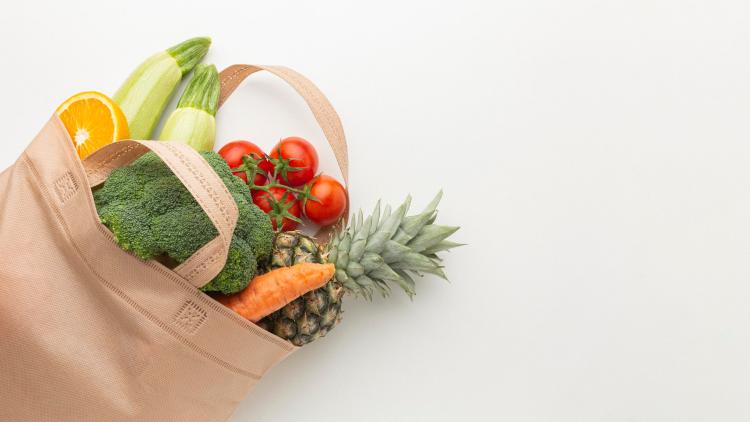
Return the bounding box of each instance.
[0,64,348,421]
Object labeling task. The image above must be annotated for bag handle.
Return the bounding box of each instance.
[218,64,349,185]
[218,64,350,241]
[83,140,239,289]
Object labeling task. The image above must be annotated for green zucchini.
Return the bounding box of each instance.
[158,64,220,151]
[114,37,211,140]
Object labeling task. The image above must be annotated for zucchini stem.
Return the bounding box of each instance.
[167,37,212,76]
[176,64,220,116]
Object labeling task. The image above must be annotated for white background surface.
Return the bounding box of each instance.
[2,0,750,421]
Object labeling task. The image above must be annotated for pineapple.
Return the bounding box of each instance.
[257,192,461,346]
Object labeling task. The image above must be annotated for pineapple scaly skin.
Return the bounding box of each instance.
[257,192,460,346]
[257,232,345,346]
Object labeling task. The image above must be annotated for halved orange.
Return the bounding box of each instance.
[56,91,129,159]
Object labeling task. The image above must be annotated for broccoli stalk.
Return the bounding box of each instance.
[93,151,274,294]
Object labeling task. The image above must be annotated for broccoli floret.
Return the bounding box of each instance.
[94,151,274,294]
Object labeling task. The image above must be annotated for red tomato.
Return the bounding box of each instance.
[269,137,319,186]
[304,175,348,226]
[252,187,302,231]
[217,141,273,186]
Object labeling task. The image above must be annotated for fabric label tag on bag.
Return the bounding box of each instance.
[54,170,79,205]
[173,300,208,334]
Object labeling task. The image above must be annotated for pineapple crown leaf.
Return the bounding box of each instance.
[393,269,417,299]
[329,192,461,300]
[381,240,411,264]
[369,200,382,234]
[364,198,409,254]
[422,240,465,255]
[348,210,369,262]
[393,191,443,244]
[407,225,460,253]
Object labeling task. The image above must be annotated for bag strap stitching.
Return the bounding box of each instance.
[162,142,232,229]
[219,65,252,89]
[83,139,236,287]
[280,68,342,156]
[86,143,140,182]
[218,64,350,242]
[158,143,235,285]
[183,251,221,281]
[176,249,221,283]
[86,140,235,282]
[219,65,349,183]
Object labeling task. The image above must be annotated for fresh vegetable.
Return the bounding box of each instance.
[158,64,220,151]
[254,193,461,346]
[218,141,273,186]
[217,136,349,230]
[303,175,347,226]
[269,137,319,186]
[114,36,211,139]
[217,263,336,322]
[56,91,129,159]
[252,187,302,231]
[93,151,274,294]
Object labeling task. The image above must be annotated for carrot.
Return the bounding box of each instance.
[218,263,336,322]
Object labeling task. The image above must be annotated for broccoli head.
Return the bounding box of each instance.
[93,151,274,294]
